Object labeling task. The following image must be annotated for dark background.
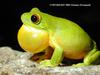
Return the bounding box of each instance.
[0,0,100,51]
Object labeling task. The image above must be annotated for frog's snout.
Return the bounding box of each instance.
[17,25,49,54]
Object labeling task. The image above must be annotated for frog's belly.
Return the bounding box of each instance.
[63,49,88,59]
[50,41,90,59]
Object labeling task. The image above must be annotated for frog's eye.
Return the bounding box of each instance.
[31,14,41,24]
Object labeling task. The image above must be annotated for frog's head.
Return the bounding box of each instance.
[21,8,48,29]
[17,8,49,54]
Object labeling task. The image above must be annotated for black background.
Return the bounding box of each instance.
[0,0,100,51]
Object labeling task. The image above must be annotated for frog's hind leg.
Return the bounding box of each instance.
[73,41,100,67]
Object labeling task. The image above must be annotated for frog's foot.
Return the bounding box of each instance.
[38,60,54,68]
[72,63,89,67]
[72,41,100,67]
[72,50,100,67]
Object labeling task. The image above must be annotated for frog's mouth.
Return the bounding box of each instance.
[17,25,49,54]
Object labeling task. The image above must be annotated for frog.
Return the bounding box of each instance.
[17,7,100,67]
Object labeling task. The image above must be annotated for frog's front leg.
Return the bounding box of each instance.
[38,40,64,67]
[73,41,100,67]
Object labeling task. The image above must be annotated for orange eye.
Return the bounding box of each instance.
[31,14,41,24]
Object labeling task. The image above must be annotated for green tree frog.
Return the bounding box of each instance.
[17,8,100,67]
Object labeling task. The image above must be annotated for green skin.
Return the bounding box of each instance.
[20,8,100,67]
